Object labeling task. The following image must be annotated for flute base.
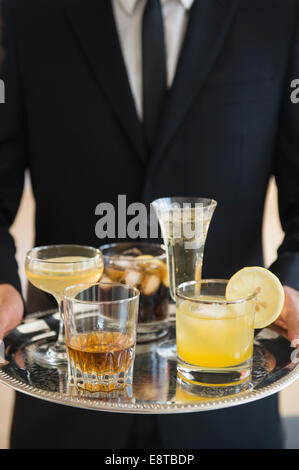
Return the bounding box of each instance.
[34,342,68,369]
[156,339,177,360]
[137,321,169,344]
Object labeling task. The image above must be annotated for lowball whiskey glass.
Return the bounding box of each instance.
[176,280,257,395]
[64,282,140,393]
[100,243,169,343]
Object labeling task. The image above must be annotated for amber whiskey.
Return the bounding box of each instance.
[67,331,135,392]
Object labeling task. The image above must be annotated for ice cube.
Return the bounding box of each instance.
[105,265,125,282]
[100,274,115,290]
[141,274,161,296]
[189,302,227,319]
[121,247,143,257]
[123,269,144,287]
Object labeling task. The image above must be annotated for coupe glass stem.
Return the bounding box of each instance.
[44,297,67,362]
[55,299,66,352]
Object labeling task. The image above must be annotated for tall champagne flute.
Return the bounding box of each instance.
[152,197,217,358]
[25,245,104,368]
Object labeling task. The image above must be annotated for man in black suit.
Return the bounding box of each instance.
[0,0,299,449]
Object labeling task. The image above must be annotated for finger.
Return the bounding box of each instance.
[274,316,288,330]
[285,306,299,345]
[0,304,22,339]
[280,286,299,344]
[0,287,23,339]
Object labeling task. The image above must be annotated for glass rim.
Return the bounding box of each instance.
[99,242,166,261]
[63,281,140,305]
[151,196,218,208]
[25,245,103,264]
[176,280,258,305]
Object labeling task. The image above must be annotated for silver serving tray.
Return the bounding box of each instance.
[0,310,298,414]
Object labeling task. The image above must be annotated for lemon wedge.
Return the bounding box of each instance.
[226,267,285,329]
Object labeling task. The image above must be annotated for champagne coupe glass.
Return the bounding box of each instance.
[152,197,217,358]
[25,245,104,368]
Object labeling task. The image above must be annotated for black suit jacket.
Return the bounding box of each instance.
[1,0,299,449]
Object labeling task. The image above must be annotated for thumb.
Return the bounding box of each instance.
[0,284,24,340]
[283,286,299,345]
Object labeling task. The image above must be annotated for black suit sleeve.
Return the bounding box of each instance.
[270,8,299,291]
[0,0,27,294]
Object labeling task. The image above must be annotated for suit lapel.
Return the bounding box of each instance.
[61,0,147,163]
[148,0,241,174]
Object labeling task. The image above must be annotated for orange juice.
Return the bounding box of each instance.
[176,298,254,368]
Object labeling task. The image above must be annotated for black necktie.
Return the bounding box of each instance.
[142,0,167,148]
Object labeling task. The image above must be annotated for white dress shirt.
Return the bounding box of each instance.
[112,0,194,118]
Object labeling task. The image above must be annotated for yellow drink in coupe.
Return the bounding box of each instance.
[26,256,103,299]
[176,298,254,368]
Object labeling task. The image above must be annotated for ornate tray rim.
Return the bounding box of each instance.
[1,311,299,414]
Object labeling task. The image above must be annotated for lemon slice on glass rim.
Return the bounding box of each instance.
[226,267,285,329]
